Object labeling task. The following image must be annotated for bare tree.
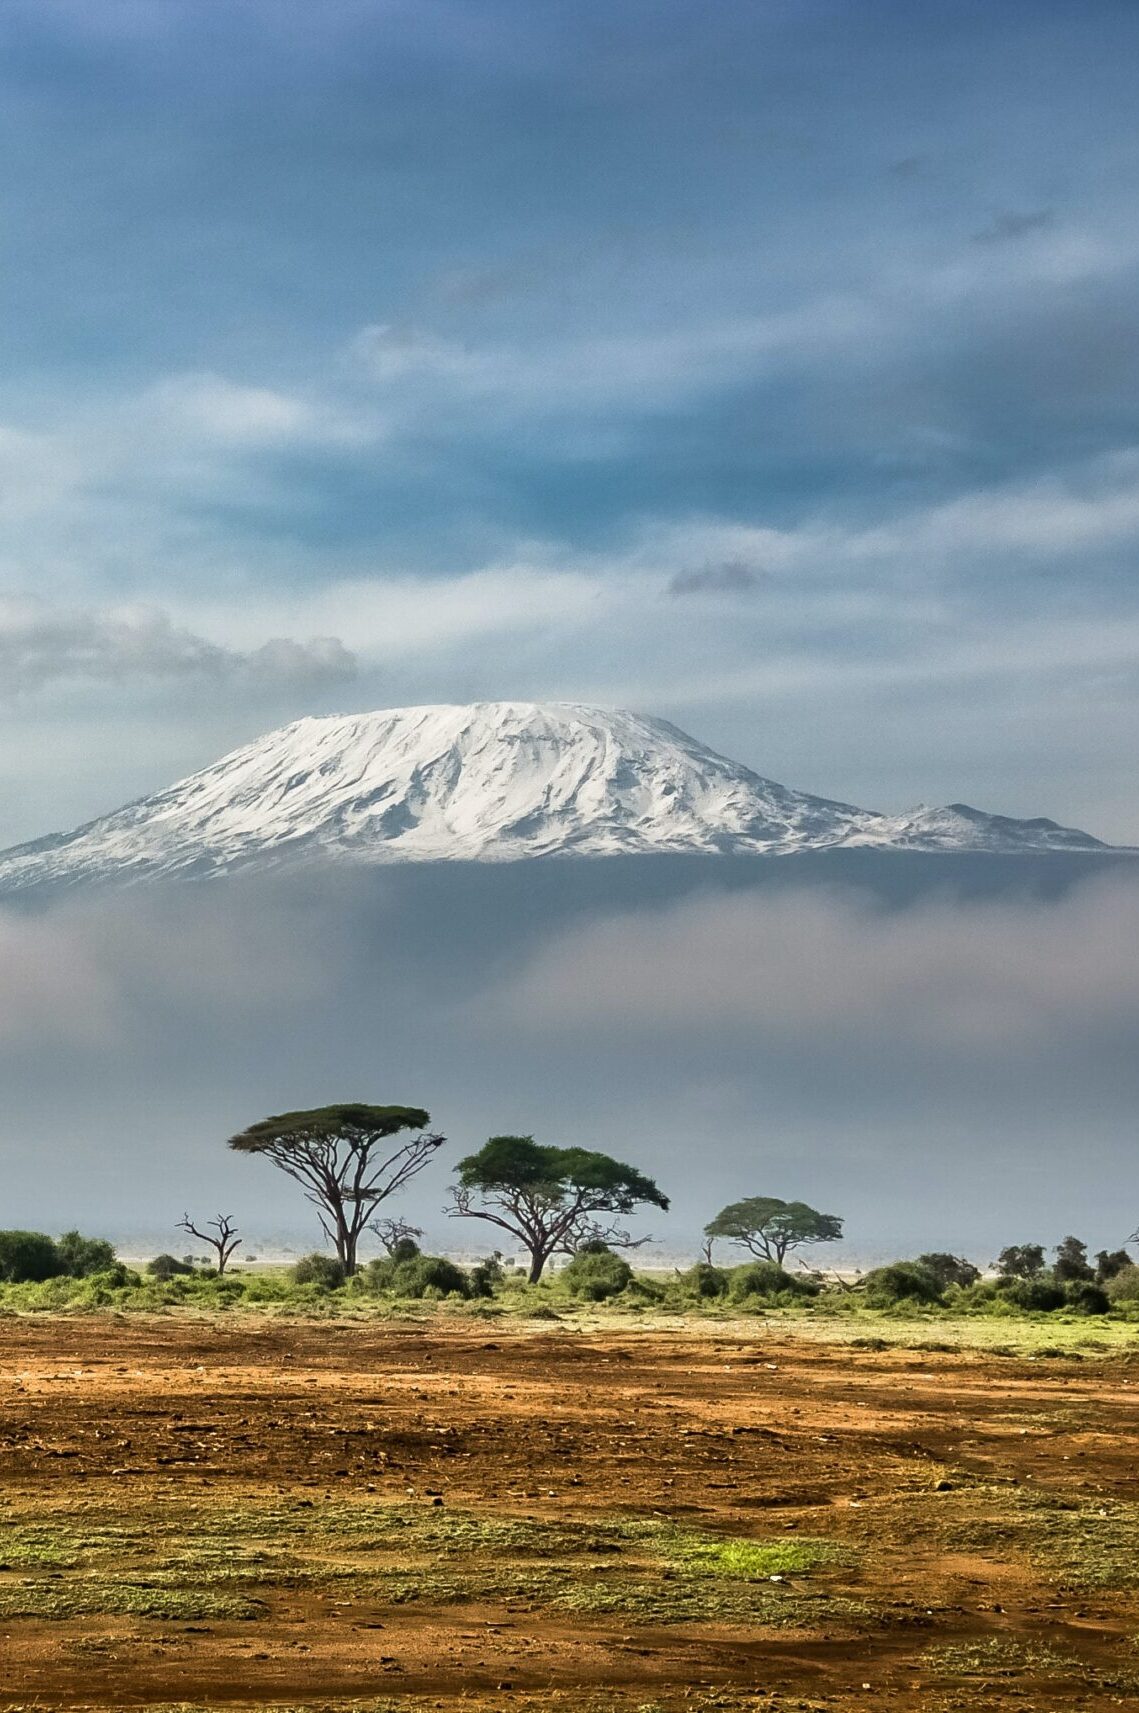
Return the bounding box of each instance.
[369,1215,424,1257]
[177,1213,242,1276]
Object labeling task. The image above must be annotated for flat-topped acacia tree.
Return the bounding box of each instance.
[228,1104,444,1275]
[447,1134,669,1284]
[704,1196,843,1266]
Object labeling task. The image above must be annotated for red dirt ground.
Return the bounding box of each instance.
[1,1314,1137,1711]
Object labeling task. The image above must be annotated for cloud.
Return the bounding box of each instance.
[666,560,766,597]
[0,599,356,695]
[973,208,1056,245]
[482,871,1139,1057]
[0,882,342,1049]
[144,373,318,446]
[350,300,877,415]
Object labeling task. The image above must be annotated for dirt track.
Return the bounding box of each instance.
[1,1314,1138,1710]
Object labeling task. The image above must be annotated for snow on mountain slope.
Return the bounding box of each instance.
[0,701,1110,895]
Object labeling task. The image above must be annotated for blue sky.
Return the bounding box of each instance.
[2,0,1138,841]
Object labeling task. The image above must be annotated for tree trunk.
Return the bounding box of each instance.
[527,1249,547,1284]
[330,1204,357,1276]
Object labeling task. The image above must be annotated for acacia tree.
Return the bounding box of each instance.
[704,1196,843,1265]
[177,1213,242,1276]
[228,1104,444,1275]
[447,1135,669,1284]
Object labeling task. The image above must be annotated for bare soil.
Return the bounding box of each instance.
[1,1313,1138,1711]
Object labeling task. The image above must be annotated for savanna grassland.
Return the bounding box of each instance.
[2,1310,1139,1712]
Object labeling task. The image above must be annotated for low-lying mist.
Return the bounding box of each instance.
[0,852,1136,1264]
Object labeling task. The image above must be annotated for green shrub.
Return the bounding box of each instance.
[54,1231,117,1277]
[1064,1279,1111,1315]
[390,1254,471,1298]
[469,1254,504,1297]
[291,1253,346,1288]
[90,1263,138,1289]
[680,1262,730,1299]
[1106,1264,1139,1304]
[147,1253,196,1280]
[730,1261,819,1302]
[0,1230,63,1283]
[915,1252,980,1290]
[561,1248,633,1301]
[862,1262,944,1306]
[998,1275,1066,1311]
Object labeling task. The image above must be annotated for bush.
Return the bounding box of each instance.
[863,1262,944,1307]
[1106,1263,1139,1304]
[561,1248,633,1301]
[680,1262,730,1299]
[291,1253,346,1288]
[916,1252,980,1290]
[1064,1279,1110,1315]
[147,1253,196,1280]
[390,1254,471,1298]
[469,1254,504,1298]
[0,1230,63,1283]
[998,1275,1066,1311]
[389,1236,421,1263]
[56,1231,117,1277]
[730,1261,819,1302]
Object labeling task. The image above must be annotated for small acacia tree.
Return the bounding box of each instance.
[228,1104,444,1275]
[447,1135,669,1284]
[704,1196,843,1265]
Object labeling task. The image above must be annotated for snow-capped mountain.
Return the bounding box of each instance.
[0,701,1109,895]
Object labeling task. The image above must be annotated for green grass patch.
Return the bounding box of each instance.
[0,1497,858,1632]
[655,1528,837,1579]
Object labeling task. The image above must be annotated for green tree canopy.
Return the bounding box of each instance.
[994,1243,1046,1280]
[1053,1234,1094,1282]
[228,1103,443,1275]
[448,1135,669,1283]
[704,1196,843,1265]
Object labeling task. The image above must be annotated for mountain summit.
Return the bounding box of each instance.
[0,701,1108,894]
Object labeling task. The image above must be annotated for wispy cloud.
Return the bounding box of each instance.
[973,208,1056,245]
[666,560,766,598]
